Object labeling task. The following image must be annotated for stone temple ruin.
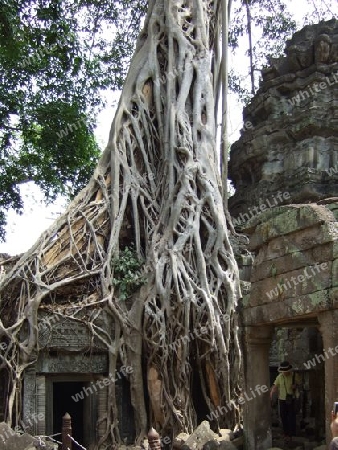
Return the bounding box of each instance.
[0,15,338,450]
[229,17,338,449]
[0,265,136,448]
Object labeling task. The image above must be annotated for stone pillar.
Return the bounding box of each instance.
[23,367,36,433]
[36,375,46,435]
[243,326,274,450]
[318,310,338,445]
[62,413,72,450]
[97,379,108,442]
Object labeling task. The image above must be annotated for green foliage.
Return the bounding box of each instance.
[303,0,337,24]
[229,0,337,100]
[0,0,146,241]
[271,264,277,278]
[112,246,146,300]
[228,69,252,105]
[229,0,297,98]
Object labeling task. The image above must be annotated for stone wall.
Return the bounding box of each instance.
[269,327,322,369]
[236,200,338,447]
[0,254,21,282]
[241,201,338,326]
[228,18,338,449]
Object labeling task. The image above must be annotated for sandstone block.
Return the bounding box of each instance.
[248,261,331,307]
[184,422,218,450]
[217,442,236,450]
[243,289,331,325]
[251,244,332,283]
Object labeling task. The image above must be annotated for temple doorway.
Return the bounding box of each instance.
[53,381,85,445]
[269,325,325,447]
[46,376,98,449]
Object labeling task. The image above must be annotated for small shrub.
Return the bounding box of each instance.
[112,246,146,300]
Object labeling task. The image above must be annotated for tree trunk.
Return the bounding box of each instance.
[245,0,255,94]
[220,0,232,208]
[0,0,242,446]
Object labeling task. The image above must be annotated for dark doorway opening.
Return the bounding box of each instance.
[191,355,209,424]
[116,376,136,444]
[269,325,325,446]
[53,381,84,446]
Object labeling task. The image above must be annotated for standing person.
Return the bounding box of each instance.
[330,411,338,449]
[270,361,297,445]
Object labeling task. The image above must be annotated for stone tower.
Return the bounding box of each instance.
[229,18,338,218]
[229,19,338,449]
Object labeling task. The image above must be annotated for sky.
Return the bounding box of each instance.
[0,0,336,256]
[0,93,119,256]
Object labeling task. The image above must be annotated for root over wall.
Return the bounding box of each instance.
[0,0,242,447]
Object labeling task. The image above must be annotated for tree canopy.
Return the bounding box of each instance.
[0,0,146,240]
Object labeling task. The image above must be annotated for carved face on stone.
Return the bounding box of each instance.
[315,34,331,63]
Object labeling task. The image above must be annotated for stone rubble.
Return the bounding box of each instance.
[0,422,56,450]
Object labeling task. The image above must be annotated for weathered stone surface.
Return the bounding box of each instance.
[240,201,338,325]
[184,422,218,450]
[176,433,190,441]
[36,352,108,373]
[217,442,237,450]
[249,261,331,306]
[254,222,337,263]
[174,432,190,447]
[38,311,110,351]
[0,423,57,450]
[269,327,319,369]
[202,441,219,450]
[5,434,35,450]
[251,243,332,283]
[329,287,338,308]
[245,205,337,251]
[216,430,233,442]
[243,287,333,326]
[232,19,338,450]
[229,19,338,217]
[0,427,55,450]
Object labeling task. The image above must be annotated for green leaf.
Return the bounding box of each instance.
[111,246,145,300]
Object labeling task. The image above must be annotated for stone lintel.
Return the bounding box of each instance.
[242,289,332,326]
[249,261,332,306]
[252,223,336,264]
[245,204,337,250]
[36,352,108,373]
[260,63,338,95]
[251,242,332,283]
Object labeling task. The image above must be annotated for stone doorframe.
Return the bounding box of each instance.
[23,369,108,447]
[243,311,338,450]
[44,374,100,446]
[243,325,274,450]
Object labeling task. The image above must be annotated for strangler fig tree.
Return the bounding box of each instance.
[0,0,242,446]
